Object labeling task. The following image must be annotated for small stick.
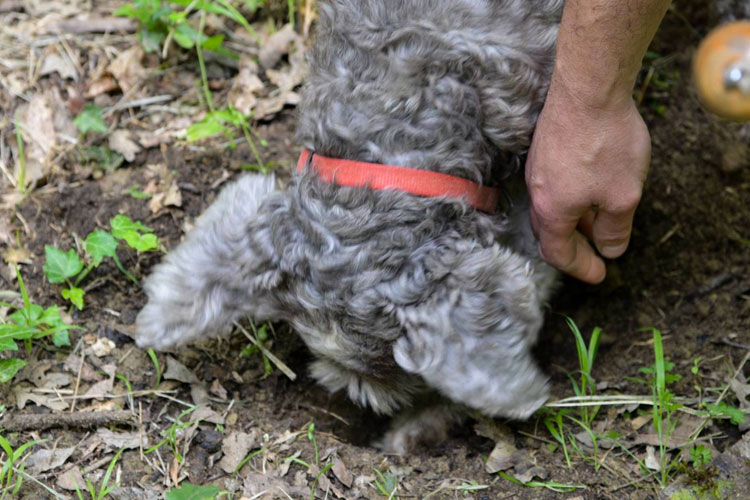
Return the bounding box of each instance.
[234,321,297,381]
[70,351,85,413]
[1,410,135,432]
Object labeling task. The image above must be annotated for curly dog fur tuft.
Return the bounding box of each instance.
[137,0,563,452]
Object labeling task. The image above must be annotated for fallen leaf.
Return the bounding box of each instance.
[64,354,99,382]
[85,76,120,98]
[96,429,142,450]
[107,45,144,93]
[206,380,227,401]
[89,337,116,357]
[228,57,264,115]
[331,460,353,488]
[218,430,258,473]
[108,130,142,162]
[26,447,75,474]
[485,439,519,473]
[645,445,660,471]
[190,383,211,406]
[39,52,77,80]
[83,363,115,400]
[241,471,309,498]
[13,384,68,411]
[57,467,86,491]
[2,247,32,265]
[259,24,300,69]
[191,405,225,425]
[164,356,200,384]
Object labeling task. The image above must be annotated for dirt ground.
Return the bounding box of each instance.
[1,1,749,499]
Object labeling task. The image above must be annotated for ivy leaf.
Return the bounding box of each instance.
[110,214,153,238]
[123,232,159,252]
[73,104,109,135]
[62,287,85,311]
[165,483,220,500]
[85,230,118,266]
[52,329,71,347]
[185,115,228,142]
[0,359,27,383]
[43,246,83,284]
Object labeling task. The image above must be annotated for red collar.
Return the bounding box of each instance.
[296,149,500,213]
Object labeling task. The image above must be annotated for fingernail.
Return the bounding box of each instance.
[600,243,628,258]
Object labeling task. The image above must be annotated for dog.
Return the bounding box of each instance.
[136,0,561,453]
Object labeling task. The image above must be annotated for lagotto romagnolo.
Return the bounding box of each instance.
[136,0,563,452]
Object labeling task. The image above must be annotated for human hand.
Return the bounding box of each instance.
[525,79,651,284]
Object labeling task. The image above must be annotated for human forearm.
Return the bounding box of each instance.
[552,0,671,111]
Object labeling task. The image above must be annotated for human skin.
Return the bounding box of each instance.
[526,0,671,284]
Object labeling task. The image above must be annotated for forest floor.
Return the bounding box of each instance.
[1,0,749,499]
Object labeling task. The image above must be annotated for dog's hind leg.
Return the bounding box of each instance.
[136,174,283,350]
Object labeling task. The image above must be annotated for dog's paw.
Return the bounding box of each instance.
[375,405,464,455]
[135,255,216,349]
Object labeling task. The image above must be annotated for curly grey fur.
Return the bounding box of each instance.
[137,0,563,450]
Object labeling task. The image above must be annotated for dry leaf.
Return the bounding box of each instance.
[191,405,225,425]
[218,430,258,473]
[108,130,141,162]
[57,467,86,491]
[645,445,660,471]
[190,383,210,406]
[259,24,300,69]
[210,379,228,400]
[96,429,142,450]
[2,247,32,265]
[89,337,116,357]
[107,45,145,93]
[13,384,68,411]
[26,447,75,474]
[164,356,200,384]
[485,439,519,473]
[242,471,309,498]
[39,52,77,80]
[228,57,264,115]
[331,460,353,488]
[64,354,99,382]
[85,76,119,98]
[83,363,116,400]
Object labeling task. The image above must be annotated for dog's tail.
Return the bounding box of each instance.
[136,173,279,350]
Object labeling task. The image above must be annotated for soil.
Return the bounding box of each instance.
[1,1,749,499]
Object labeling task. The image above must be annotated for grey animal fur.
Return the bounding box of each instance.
[136,0,563,452]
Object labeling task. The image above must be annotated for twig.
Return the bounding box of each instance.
[719,338,750,351]
[234,321,297,381]
[1,410,135,431]
[70,351,85,413]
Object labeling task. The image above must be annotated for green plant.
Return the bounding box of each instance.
[689,445,712,469]
[13,120,26,194]
[75,448,124,500]
[373,468,399,498]
[541,318,604,470]
[638,327,683,487]
[74,104,109,135]
[43,215,161,309]
[115,0,258,55]
[165,482,221,500]
[240,321,273,378]
[145,406,198,464]
[496,470,586,494]
[147,348,162,388]
[0,434,44,499]
[185,104,268,171]
[0,266,76,382]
